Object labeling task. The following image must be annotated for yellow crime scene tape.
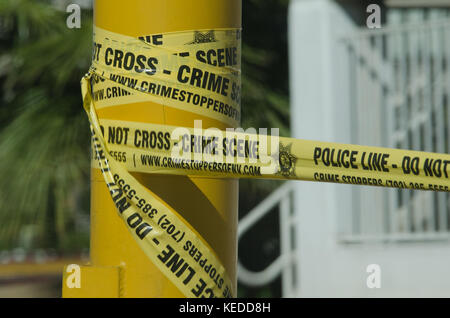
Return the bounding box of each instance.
[82,26,450,298]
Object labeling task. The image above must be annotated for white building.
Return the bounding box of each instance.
[238,0,450,297]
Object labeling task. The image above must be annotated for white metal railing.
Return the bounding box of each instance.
[339,10,450,242]
[237,182,297,297]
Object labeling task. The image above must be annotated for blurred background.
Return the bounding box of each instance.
[0,0,289,297]
[1,0,450,298]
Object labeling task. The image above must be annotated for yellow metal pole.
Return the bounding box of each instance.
[63,0,241,297]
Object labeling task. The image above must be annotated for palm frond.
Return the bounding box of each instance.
[0,88,90,247]
[0,1,92,249]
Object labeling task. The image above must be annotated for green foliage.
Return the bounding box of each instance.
[241,0,290,137]
[0,0,92,249]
